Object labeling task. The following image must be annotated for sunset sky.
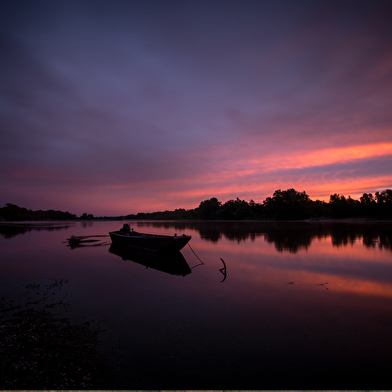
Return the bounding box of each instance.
[1,0,392,216]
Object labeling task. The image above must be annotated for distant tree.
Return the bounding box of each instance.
[311,199,328,217]
[0,203,77,221]
[249,199,265,219]
[329,194,345,218]
[263,188,312,219]
[360,193,375,205]
[217,198,253,220]
[329,194,360,218]
[80,213,94,219]
[360,193,376,216]
[0,203,29,220]
[375,189,392,204]
[197,198,222,219]
[375,189,392,218]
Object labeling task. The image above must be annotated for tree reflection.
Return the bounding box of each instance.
[0,223,72,239]
[142,221,392,253]
[262,225,313,253]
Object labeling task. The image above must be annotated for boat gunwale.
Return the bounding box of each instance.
[109,230,191,239]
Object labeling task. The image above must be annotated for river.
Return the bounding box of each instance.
[1,220,392,389]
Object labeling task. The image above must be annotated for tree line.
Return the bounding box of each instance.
[0,203,78,221]
[129,188,392,220]
[1,188,392,221]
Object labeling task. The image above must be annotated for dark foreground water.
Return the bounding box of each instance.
[1,220,392,389]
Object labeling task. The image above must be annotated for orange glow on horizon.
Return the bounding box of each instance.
[100,173,392,213]
[96,141,392,214]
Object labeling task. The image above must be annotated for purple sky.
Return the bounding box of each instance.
[1,0,392,216]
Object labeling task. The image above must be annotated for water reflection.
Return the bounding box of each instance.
[108,243,192,277]
[138,220,392,252]
[3,220,391,253]
[1,220,392,389]
[0,222,72,239]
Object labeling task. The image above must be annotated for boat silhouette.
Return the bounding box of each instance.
[109,224,191,252]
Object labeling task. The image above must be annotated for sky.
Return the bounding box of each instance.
[1,0,392,216]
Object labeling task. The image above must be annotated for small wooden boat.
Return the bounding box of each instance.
[109,224,191,252]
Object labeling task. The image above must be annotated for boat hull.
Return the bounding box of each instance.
[109,230,191,252]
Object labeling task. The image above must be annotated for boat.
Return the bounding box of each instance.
[109,243,192,276]
[109,224,191,252]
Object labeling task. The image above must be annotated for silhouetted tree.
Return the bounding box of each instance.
[80,213,94,219]
[197,197,222,219]
[329,194,360,218]
[311,199,328,217]
[0,203,77,221]
[360,193,376,216]
[375,189,392,204]
[263,188,312,219]
[217,198,254,219]
[329,194,346,217]
[375,189,392,218]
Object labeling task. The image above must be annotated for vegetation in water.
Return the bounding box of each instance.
[0,279,119,389]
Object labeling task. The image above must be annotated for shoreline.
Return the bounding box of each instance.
[1,217,391,225]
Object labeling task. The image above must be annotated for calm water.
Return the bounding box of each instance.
[1,220,392,389]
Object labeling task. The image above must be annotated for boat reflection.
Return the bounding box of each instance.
[108,243,192,277]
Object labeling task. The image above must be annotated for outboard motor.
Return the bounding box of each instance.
[120,223,131,234]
